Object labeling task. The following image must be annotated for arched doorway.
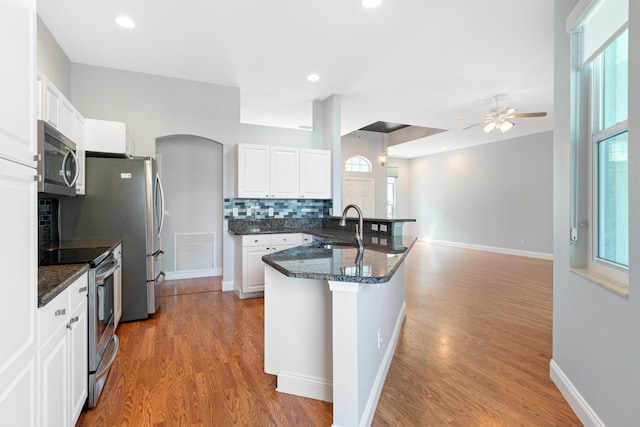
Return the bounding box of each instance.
[156,135,224,286]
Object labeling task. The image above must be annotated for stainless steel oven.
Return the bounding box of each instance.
[88,251,119,408]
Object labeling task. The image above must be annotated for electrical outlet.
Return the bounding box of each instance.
[232,207,238,217]
[380,224,387,232]
[246,207,252,216]
[268,207,274,217]
[377,329,383,349]
[371,223,378,231]
[372,237,379,244]
[380,238,387,245]
[520,239,525,246]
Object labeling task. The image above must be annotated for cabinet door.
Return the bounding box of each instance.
[0,158,37,425]
[60,97,75,139]
[0,0,36,167]
[270,146,299,198]
[38,324,68,427]
[237,144,270,198]
[243,246,269,293]
[114,244,123,328]
[68,298,88,426]
[43,78,61,130]
[84,118,128,156]
[300,148,331,199]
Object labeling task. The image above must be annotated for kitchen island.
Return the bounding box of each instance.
[262,235,416,427]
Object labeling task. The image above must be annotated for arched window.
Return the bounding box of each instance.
[345,156,372,173]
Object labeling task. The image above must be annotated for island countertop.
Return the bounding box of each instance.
[262,234,417,284]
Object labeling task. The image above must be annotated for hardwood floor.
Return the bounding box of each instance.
[77,243,580,426]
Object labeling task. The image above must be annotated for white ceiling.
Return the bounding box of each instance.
[37,0,555,158]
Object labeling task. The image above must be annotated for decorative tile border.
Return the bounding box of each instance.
[224,198,331,220]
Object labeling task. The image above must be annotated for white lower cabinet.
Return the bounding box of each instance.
[37,272,88,427]
[240,233,302,294]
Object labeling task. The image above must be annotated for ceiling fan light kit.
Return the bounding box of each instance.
[469,96,548,134]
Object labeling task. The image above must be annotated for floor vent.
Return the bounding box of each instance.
[175,232,215,271]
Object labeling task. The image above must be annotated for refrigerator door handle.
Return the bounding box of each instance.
[156,174,166,237]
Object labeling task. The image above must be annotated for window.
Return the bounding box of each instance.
[570,0,628,289]
[345,156,372,173]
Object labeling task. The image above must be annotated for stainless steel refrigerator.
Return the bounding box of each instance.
[60,156,166,321]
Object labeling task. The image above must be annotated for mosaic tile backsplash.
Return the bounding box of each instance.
[38,198,57,245]
[224,199,331,220]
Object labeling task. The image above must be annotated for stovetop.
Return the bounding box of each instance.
[39,246,112,267]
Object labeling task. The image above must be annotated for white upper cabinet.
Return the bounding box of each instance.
[300,148,331,199]
[0,0,36,167]
[237,143,331,199]
[36,73,87,194]
[237,143,271,198]
[270,146,299,198]
[84,118,135,158]
[43,76,61,130]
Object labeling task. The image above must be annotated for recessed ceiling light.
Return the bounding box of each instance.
[307,74,320,82]
[115,16,136,29]
[362,0,382,8]
[441,147,448,150]
[298,125,313,130]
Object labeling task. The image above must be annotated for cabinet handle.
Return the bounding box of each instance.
[54,309,66,316]
[66,316,79,329]
[79,286,87,293]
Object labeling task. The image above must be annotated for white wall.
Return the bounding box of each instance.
[551,1,640,426]
[387,157,414,234]
[407,131,553,255]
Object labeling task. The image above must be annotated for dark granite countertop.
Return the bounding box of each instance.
[37,239,121,308]
[262,234,417,284]
[38,264,89,307]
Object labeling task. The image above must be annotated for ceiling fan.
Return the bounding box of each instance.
[465,96,547,133]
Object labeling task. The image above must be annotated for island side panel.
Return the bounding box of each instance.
[329,264,406,427]
[263,265,333,402]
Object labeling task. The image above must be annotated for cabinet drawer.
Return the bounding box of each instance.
[271,233,301,245]
[69,272,88,312]
[38,287,70,348]
[242,234,271,247]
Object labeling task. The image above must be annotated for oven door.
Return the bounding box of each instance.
[89,255,117,373]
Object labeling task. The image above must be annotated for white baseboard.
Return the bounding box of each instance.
[423,238,553,260]
[550,359,605,427]
[221,280,235,292]
[163,268,221,281]
[277,371,333,403]
[361,302,407,427]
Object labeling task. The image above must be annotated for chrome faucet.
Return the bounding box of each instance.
[339,204,364,250]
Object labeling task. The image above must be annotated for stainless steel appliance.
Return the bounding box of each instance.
[37,120,79,197]
[88,252,119,408]
[60,157,166,321]
[39,245,120,408]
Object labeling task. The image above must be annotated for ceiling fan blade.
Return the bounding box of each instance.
[500,108,517,116]
[509,112,547,118]
[463,120,489,130]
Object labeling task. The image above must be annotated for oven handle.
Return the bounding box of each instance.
[96,334,119,380]
[96,259,118,283]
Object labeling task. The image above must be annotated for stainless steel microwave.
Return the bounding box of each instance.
[37,120,79,197]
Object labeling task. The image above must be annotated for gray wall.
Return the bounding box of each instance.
[36,17,70,97]
[551,1,640,425]
[156,135,223,277]
[407,131,553,255]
